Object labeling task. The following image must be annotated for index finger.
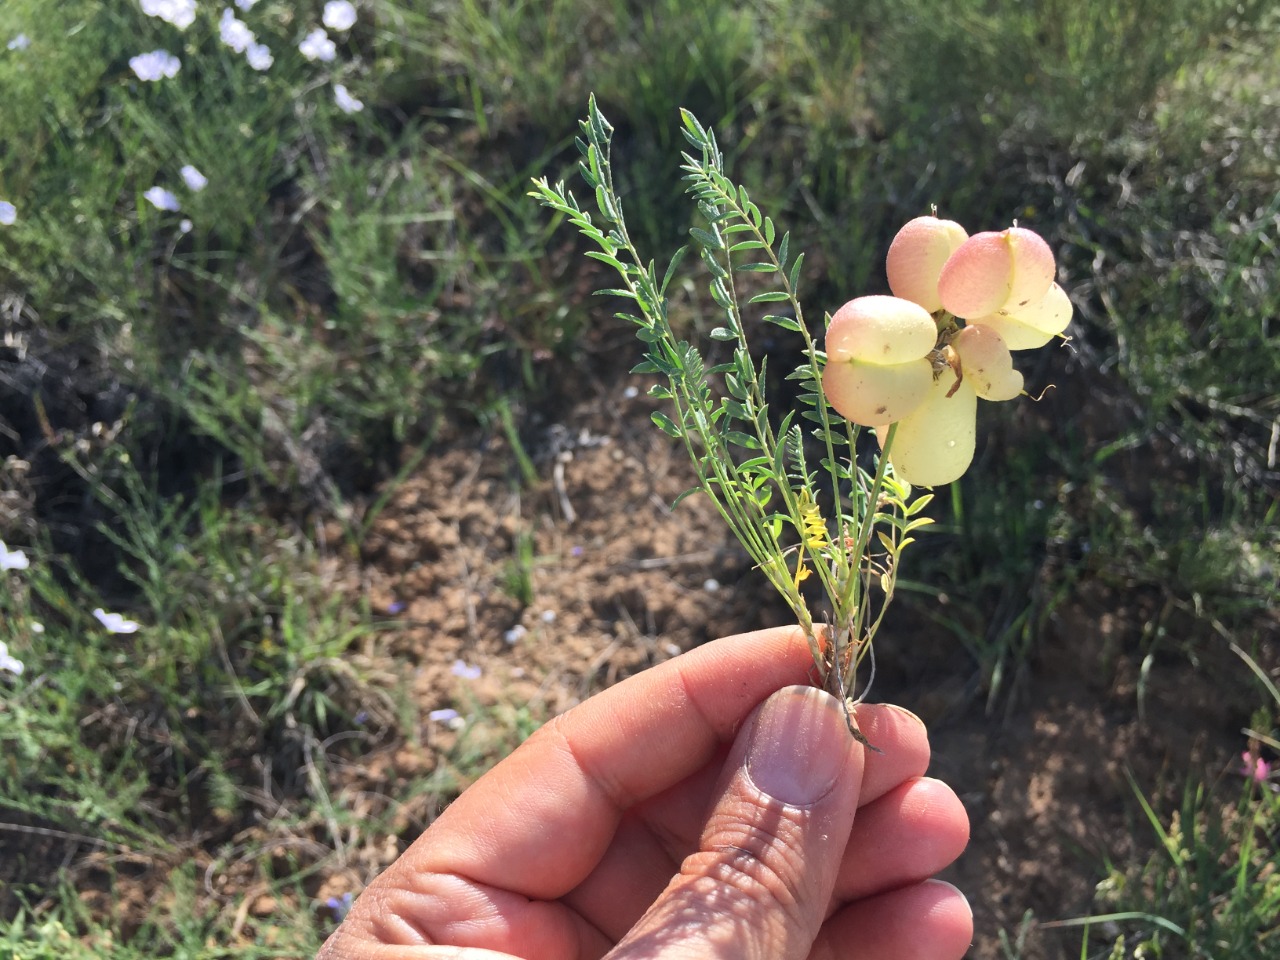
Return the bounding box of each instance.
[379,625,818,899]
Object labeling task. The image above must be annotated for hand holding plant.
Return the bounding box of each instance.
[320,628,974,960]
[531,98,1070,740]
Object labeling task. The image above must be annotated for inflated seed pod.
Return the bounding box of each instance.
[826,295,938,363]
[885,216,969,313]
[823,356,935,426]
[952,324,1023,401]
[876,373,977,486]
[822,295,939,426]
[938,227,1056,320]
[972,281,1072,350]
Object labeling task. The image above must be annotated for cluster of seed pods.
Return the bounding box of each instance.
[822,216,1071,486]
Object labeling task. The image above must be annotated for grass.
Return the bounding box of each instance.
[1,0,1277,954]
[1043,658,1280,960]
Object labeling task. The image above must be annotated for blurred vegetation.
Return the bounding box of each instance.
[1,0,1277,954]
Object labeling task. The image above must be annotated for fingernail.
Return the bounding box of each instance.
[854,702,924,744]
[746,686,852,806]
[885,703,924,726]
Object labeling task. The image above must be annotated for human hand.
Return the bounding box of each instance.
[318,625,972,960]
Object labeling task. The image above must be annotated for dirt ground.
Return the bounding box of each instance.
[323,363,1274,960]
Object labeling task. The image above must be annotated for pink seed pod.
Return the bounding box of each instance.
[822,295,940,427]
[953,324,1023,401]
[938,227,1056,320]
[826,295,938,364]
[886,216,969,313]
[973,281,1072,350]
[876,374,978,487]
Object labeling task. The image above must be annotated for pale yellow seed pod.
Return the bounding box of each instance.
[973,281,1072,350]
[953,324,1023,401]
[885,216,969,313]
[876,374,977,487]
[823,356,934,426]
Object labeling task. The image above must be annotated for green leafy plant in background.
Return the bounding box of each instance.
[533,98,1071,738]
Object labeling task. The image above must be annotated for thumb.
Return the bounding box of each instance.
[608,685,864,960]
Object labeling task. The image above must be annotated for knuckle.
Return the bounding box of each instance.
[693,820,812,927]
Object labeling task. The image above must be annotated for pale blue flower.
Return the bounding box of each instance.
[322,1,357,31]
[245,41,273,71]
[179,218,193,233]
[299,28,336,62]
[0,201,15,226]
[140,0,197,30]
[219,9,254,53]
[144,186,181,212]
[235,0,258,9]
[333,83,363,114]
[325,892,353,922]
[180,164,207,191]
[450,659,481,680]
[0,541,29,570]
[428,707,461,724]
[130,50,181,81]
[7,34,31,51]
[0,642,22,677]
[92,608,141,634]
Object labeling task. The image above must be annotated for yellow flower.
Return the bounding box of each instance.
[798,489,829,549]
[793,561,812,589]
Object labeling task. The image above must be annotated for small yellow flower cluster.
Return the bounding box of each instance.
[822,216,1071,486]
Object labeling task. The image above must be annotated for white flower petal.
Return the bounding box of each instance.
[219,9,254,53]
[0,650,23,676]
[323,0,357,31]
[0,541,30,569]
[179,164,207,191]
[299,28,336,62]
[333,83,364,114]
[129,50,182,81]
[144,186,181,212]
[92,608,141,634]
[245,41,273,71]
[140,0,197,30]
